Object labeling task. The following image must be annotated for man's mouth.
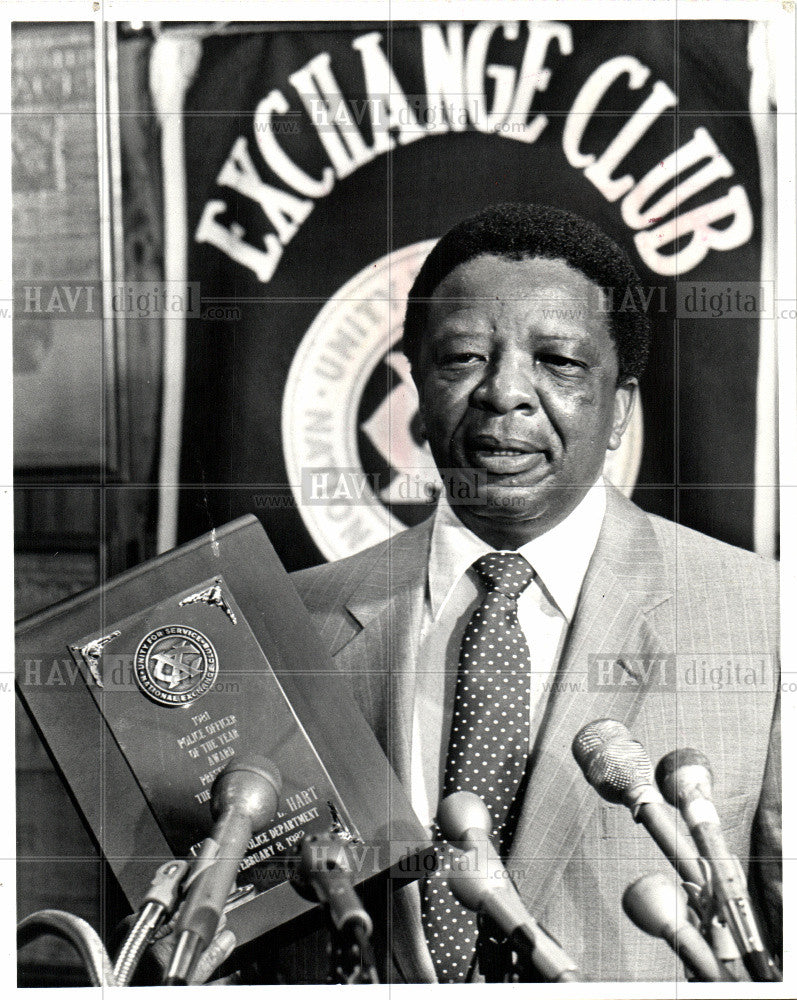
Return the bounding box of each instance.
[464,435,548,476]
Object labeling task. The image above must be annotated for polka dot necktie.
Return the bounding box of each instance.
[421,552,534,982]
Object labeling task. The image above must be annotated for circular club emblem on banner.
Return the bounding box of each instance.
[282,241,643,563]
[134,625,219,707]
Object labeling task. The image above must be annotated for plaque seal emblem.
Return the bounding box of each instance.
[134,625,219,707]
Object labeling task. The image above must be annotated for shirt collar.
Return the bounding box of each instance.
[428,479,607,622]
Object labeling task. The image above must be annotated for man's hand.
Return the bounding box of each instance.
[151,913,237,985]
[114,911,237,985]
[186,920,238,985]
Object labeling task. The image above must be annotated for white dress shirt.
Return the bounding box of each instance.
[411,479,607,830]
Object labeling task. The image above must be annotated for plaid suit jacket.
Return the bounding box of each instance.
[291,486,781,983]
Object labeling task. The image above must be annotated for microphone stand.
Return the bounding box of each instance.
[296,830,380,985]
[18,910,116,986]
[18,860,191,988]
[476,914,513,982]
[328,923,379,984]
[686,873,747,982]
[115,859,190,986]
[658,867,744,982]
[476,914,563,983]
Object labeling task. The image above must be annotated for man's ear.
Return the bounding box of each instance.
[608,379,637,451]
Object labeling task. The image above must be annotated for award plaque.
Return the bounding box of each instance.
[16,515,431,949]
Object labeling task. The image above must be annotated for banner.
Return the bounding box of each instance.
[176,20,767,569]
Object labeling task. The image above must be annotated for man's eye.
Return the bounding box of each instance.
[440,352,484,366]
[538,353,585,371]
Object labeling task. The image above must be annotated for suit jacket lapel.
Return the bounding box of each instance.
[509,488,675,914]
[332,519,432,784]
[330,519,438,984]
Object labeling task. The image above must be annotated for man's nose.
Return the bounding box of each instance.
[472,351,538,413]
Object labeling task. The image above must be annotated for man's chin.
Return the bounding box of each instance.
[444,481,547,525]
[444,479,592,544]
[449,492,547,548]
[470,488,547,523]
[445,474,548,511]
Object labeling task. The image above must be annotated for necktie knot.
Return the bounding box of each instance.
[474,552,534,599]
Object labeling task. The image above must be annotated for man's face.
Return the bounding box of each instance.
[413,254,636,548]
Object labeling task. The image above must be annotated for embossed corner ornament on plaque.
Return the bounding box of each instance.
[16,515,431,949]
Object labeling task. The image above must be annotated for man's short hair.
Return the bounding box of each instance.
[403,203,651,385]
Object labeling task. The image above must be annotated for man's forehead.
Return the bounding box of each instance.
[425,253,611,339]
[429,253,602,300]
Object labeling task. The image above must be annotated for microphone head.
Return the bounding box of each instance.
[210,754,282,829]
[572,721,654,804]
[655,748,713,807]
[295,830,375,937]
[622,872,688,939]
[437,792,492,841]
[572,718,630,763]
[299,830,352,875]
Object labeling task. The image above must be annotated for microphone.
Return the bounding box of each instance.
[572,720,705,888]
[298,831,373,936]
[165,755,282,985]
[655,749,781,983]
[623,873,730,982]
[298,831,378,984]
[438,792,579,983]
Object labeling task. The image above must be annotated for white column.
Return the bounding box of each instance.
[150,33,203,553]
[748,21,778,558]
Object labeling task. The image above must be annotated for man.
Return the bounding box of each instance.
[291,204,781,983]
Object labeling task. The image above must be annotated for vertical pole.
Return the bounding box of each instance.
[150,32,202,554]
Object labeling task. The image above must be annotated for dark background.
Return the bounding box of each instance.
[178,20,761,567]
